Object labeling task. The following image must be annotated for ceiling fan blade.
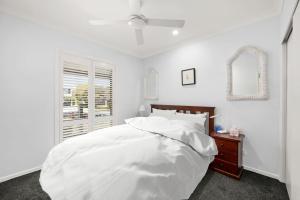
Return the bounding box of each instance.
[135,29,144,45]
[129,0,141,15]
[89,19,128,26]
[147,18,185,28]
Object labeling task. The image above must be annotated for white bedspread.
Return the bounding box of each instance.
[40,117,217,200]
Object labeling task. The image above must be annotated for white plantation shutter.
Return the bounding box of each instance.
[94,64,113,129]
[61,55,113,141]
[63,62,89,139]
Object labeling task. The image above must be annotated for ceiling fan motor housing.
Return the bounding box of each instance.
[128,15,146,29]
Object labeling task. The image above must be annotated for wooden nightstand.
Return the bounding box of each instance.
[210,132,245,179]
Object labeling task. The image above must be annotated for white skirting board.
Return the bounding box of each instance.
[0,166,41,183]
[0,165,280,184]
[243,165,280,181]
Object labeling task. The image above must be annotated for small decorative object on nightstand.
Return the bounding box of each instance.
[210,132,245,179]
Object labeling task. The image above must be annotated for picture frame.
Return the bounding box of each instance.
[181,68,196,85]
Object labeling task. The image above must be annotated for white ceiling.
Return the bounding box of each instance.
[0,0,282,58]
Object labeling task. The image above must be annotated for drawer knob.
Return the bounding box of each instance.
[220,163,224,167]
[220,143,224,147]
[219,153,224,156]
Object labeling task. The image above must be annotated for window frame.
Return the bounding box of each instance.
[55,51,116,144]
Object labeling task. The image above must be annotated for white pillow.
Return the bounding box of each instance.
[171,112,208,134]
[151,108,177,118]
[149,113,170,119]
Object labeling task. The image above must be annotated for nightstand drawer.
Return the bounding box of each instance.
[215,150,238,163]
[215,138,238,152]
[212,159,239,174]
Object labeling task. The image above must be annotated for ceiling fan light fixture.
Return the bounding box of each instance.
[172,29,179,36]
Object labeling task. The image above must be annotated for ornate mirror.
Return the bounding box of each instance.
[227,46,268,100]
[144,69,159,100]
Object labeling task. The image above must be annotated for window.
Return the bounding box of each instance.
[60,55,113,140]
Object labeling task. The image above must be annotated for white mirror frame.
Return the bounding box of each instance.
[144,69,159,100]
[227,46,268,101]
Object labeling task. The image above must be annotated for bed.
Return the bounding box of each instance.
[40,104,218,200]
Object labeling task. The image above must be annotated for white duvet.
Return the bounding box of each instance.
[40,117,217,200]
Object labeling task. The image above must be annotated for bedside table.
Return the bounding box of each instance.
[210,132,245,179]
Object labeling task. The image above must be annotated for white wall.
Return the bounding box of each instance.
[143,17,281,179]
[0,13,143,180]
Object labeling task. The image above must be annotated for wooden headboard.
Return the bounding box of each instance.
[151,104,215,135]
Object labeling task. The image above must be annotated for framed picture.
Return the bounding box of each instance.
[181,68,196,85]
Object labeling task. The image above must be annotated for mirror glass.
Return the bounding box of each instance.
[232,51,260,96]
[144,69,158,100]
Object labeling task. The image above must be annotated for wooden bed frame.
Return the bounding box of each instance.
[151,104,215,135]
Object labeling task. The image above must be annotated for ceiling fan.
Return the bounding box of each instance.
[89,0,185,45]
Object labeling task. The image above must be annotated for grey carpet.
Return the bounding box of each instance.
[0,170,289,200]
